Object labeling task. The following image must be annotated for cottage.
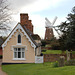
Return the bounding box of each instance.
[2,13,42,64]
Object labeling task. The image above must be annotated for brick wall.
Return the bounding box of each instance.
[0,48,2,55]
[44,54,75,62]
[20,13,33,33]
[72,54,75,59]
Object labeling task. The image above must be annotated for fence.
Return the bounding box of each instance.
[35,56,43,63]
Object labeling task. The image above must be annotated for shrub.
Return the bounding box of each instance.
[51,44,60,50]
[41,40,46,46]
[53,61,59,67]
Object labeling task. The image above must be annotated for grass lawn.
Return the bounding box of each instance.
[2,63,75,75]
[42,50,63,54]
[42,50,75,54]
[72,51,75,54]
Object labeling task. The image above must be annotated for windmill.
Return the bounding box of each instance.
[45,16,60,40]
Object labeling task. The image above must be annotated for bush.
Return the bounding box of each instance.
[65,59,75,66]
[0,55,2,59]
[53,61,59,67]
[41,40,46,46]
[51,44,60,50]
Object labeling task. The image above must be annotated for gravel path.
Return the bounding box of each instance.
[0,59,7,75]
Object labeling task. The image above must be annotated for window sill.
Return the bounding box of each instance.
[13,58,26,60]
[17,43,22,45]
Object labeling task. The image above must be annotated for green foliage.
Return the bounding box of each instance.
[49,37,61,50]
[53,61,59,67]
[41,40,46,46]
[58,35,67,51]
[51,44,60,50]
[72,51,75,54]
[58,6,75,51]
[45,44,51,47]
[41,38,61,50]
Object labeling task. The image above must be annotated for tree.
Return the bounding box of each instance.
[41,40,47,46]
[0,0,11,36]
[58,6,75,51]
[50,37,60,50]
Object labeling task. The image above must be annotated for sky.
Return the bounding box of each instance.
[7,0,75,39]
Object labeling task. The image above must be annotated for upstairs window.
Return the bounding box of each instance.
[18,34,21,43]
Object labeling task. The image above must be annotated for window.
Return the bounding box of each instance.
[18,34,21,43]
[14,48,25,59]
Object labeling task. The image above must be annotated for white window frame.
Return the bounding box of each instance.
[13,48,26,60]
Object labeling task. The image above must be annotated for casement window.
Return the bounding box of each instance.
[13,48,25,60]
[18,34,21,43]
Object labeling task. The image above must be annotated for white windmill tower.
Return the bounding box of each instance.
[45,16,59,40]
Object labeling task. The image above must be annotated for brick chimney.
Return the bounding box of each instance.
[20,13,33,33]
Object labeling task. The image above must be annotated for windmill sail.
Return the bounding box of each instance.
[51,16,57,25]
[45,17,51,25]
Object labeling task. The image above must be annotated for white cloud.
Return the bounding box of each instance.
[21,0,50,13]
[20,0,65,13]
[8,0,65,13]
[8,0,36,10]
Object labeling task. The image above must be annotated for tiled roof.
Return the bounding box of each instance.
[31,34,41,40]
[22,25,41,47]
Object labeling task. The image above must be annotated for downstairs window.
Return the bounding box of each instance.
[14,48,25,60]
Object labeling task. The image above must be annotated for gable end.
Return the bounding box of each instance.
[2,23,36,50]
